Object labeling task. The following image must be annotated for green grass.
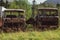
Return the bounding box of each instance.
[0,28,60,40]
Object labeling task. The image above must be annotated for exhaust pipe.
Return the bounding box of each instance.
[32,0,36,18]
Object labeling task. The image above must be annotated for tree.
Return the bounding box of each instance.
[56,3,60,9]
[9,0,32,20]
[0,0,9,8]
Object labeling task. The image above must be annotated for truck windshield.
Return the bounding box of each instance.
[4,12,24,18]
[38,10,58,16]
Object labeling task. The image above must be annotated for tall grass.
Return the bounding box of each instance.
[0,28,60,40]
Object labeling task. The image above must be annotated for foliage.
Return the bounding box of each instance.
[8,0,32,20]
[0,0,9,8]
[38,3,57,8]
[4,0,60,20]
[0,29,60,40]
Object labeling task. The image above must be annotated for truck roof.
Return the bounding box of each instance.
[4,9,25,12]
[38,8,58,10]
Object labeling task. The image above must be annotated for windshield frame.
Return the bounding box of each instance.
[37,9,58,16]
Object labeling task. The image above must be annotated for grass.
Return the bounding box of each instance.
[0,28,60,40]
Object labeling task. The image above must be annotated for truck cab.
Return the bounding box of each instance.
[0,9,26,32]
[35,8,59,30]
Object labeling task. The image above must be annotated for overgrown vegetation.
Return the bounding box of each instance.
[7,0,32,20]
[0,29,60,40]
[0,0,60,40]
[1,0,60,20]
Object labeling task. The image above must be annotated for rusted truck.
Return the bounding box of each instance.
[26,0,59,31]
[0,9,26,32]
[35,8,59,30]
[26,8,59,31]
